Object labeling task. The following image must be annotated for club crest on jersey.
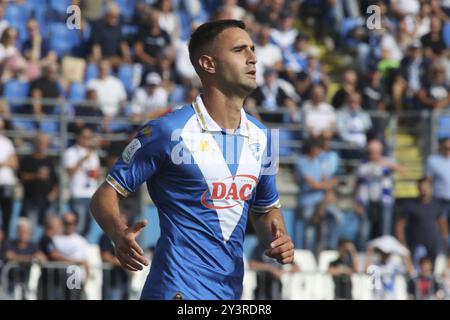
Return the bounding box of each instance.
[122,138,141,164]
[249,142,261,161]
[140,126,152,137]
[201,174,258,209]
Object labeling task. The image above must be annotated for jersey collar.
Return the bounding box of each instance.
[192,95,250,137]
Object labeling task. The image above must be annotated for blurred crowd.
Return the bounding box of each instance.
[0,0,449,299]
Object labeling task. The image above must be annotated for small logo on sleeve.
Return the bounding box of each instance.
[122,138,142,164]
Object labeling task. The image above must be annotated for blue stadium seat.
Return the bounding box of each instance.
[68,82,86,101]
[49,0,71,15]
[4,4,28,27]
[4,80,29,112]
[443,22,450,48]
[4,80,33,130]
[438,114,450,139]
[4,3,29,45]
[49,23,81,58]
[115,0,136,21]
[39,120,60,134]
[84,63,99,82]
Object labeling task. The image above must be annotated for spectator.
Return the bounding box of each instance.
[302,84,336,138]
[361,67,386,141]
[337,92,372,151]
[294,47,331,101]
[245,68,299,123]
[63,128,100,236]
[354,140,405,249]
[52,212,90,300]
[391,40,431,112]
[417,62,450,110]
[28,63,62,123]
[86,59,127,118]
[135,9,172,72]
[249,240,300,300]
[283,33,309,82]
[425,137,450,224]
[19,133,59,227]
[364,239,414,300]
[328,239,359,300]
[294,138,337,252]
[90,2,131,69]
[69,88,106,134]
[155,0,182,40]
[218,0,246,21]
[396,178,448,264]
[407,256,442,300]
[0,27,27,82]
[331,69,358,110]
[0,117,18,239]
[0,229,4,278]
[442,256,450,299]
[255,0,286,27]
[431,0,450,22]
[99,215,131,300]
[130,72,169,122]
[420,16,448,60]
[270,12,298,54]
[37,213,63,300]
[22,18,55,71]
[254,25,283,85]
[3,218,46,299]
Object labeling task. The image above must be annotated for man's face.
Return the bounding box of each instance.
[210,27,257,95]
[17,224,31,243]
[441,140,450,155]
[418,180,432,197]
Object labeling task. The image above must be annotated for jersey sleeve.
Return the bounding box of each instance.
[106,120,170,197]
[251,129,281,214]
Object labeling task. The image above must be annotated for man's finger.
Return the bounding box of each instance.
[117,255,139,271]
[129,245,149,266]
[117,252,144,270]
[266,242,294,256]
[129,239,145,256]
[131,219,148,234]
[270,234,291,249]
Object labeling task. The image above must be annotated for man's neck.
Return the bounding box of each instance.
[201,89,244,131]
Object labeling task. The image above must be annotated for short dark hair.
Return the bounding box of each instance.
[417,176,429,186]
[188,19,246,71]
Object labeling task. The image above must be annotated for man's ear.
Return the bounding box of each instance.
[198,55,216,75]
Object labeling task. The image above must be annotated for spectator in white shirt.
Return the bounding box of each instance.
[337,92,372,148]
[63,128,100,236]
[52,212,90,300]
[0,117,18,239]
[86,59,127,118]
[131,72,169,122]
[303,84,336,138]
[255,26,283,85]
[270,12,298,54]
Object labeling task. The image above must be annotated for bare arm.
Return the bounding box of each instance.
[89,182,149,271]
[135,42,157,66]
[0,154,18,171]
[395,217,408,247]
[249,208,294,264]
[438,216,449,252]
